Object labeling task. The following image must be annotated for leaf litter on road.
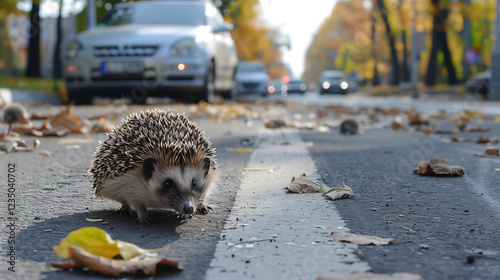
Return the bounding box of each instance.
[413,157,465,176]
[285,177,321,193]
[320,182,363,200]
[51,227,179,277]
[475,146,500,158]
[328,232,396,245]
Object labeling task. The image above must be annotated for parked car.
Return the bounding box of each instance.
[234,61,269,96]
[64,0,238,104]
[267,79,289,96]
[465,70,490,99]
[287,78,307,94]
[319,70,349,94]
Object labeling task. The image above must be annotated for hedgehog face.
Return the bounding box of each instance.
[143,157,214,214]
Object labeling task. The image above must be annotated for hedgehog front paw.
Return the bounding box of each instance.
[197,203,213,214]
[176,213,193,220]
[118,205,132,216]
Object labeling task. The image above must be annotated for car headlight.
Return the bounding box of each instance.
[170,38,196,56]
[65,40,83,59]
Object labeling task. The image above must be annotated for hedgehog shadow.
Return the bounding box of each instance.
[14,209,186,278]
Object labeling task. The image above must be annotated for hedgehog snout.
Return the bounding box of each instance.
[183,202,194,214]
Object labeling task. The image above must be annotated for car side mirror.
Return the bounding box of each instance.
[213,22,233,33]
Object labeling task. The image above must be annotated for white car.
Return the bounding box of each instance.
[234,61,269,96]
[64,0,238,104]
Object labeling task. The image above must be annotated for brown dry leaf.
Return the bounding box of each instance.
[48,104,88,134]
[391,121,408,132]
[30,112,50,120]
[328,232,395,245]
[476,136,490,144]
[227,147,253,153]
[285,177,321,193]
[408,114,429,126]
[475,146,500,158]
[91,117,114,133]
[51,246,180,277]
[466,126,490,132]
[414,157,465,176]
[450,137,468,142]
[422,127,435,136]
[317,272,424,280]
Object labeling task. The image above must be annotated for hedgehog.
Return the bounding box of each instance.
[87,109,217,223]
[3,103,28,135]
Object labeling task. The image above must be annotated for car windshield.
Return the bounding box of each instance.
[99,4,207,27]
[237,64,266,73]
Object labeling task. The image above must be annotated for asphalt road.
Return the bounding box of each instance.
[1,93,500,279]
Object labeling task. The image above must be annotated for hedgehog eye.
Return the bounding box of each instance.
[192,179,197,188]
[164,179,173,188]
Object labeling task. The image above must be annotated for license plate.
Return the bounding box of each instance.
[101,61,144,74]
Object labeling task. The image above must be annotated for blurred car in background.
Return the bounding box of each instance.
[465,70,490,99]
[267,79,290,96]
[319,70,349,94]
[234,61,269,96]
[287,78,307,94]
[64,0,238,104]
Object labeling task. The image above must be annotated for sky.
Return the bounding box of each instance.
[17,0,337,78]
[260,0,338,77]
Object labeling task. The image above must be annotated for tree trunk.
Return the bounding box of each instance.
[425,28,440,86]
[52,0,63,79]
[371,14,381,86]
[376,0,399,86]
[26,2,41,77]
[441,30,458,84]
[402,29,409,82]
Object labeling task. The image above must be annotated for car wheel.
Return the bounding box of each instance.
[67,88,92,105]
[193,61,215,103]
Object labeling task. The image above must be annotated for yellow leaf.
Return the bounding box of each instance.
[52,227,162,260]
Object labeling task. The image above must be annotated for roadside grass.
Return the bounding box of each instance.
[0,76,68,103]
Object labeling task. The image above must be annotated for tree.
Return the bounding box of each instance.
[26,0,41,77]
[425,0,458,86]
[52,0,63,78]
[375,0,399,86]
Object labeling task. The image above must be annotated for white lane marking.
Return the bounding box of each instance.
[206,129,370,280]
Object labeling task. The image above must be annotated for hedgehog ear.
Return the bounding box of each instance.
[143,157,157,181]
[203,157,211,178]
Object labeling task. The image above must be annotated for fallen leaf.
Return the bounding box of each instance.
[413,157,465,176]
[328,232,395,245]
[450,137,468,142]
[408,114,429,126]
[317,272,424,280]
[285,177,321,193]
[476,135,499,144]
[91,117,114,133]
[85,217,104,222]
[466,126,490,132]
[475,146,500,158]
[320,182,361,200]
[52,227,166,260]
[227,147,253,153]
[51,246,180,277]
[48,104,88,134]
[391,121,408,132]
[33,139,40,149]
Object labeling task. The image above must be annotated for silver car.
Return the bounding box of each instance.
[64,0,238,104]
